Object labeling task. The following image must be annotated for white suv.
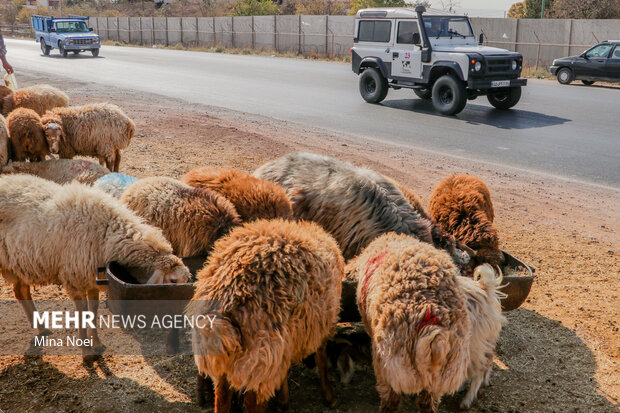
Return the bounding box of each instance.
[352,7,527,115]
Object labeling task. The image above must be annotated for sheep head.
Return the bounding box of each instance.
[147,255,191,284]
[41,115,64,155]
[473,247,505,268]
[0,86,12,116]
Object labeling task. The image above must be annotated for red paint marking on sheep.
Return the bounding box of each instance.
[416,305,442,334]
[69,160,90,174]
[360,250,389,316]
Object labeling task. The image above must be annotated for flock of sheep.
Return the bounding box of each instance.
[0,83,509,413]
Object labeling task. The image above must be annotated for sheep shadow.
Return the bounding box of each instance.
[0,355,202,412]
[285,308,618,412]
[380,98,570,130]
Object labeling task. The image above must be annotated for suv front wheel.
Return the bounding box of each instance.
[432,75,467,115]
[359,68,388,104]
[487,86,522,110]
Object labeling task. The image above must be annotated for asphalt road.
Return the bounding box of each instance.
[6,39,620,188]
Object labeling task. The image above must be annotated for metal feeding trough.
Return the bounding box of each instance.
[99,251,534,322]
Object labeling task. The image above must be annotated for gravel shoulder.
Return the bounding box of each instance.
[0,70,617,413]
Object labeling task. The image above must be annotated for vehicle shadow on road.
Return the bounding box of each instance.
[381,99,570,130]
[40,54,104,59]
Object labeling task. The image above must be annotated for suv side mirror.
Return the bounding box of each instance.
[89,27,94,32]
[413,32,421,45]
[478,33,484,45]
[581,53,589,59]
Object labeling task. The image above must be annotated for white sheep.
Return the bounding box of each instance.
[120,176,241,257]
[1,158,110,185]
[457,264,507,409]
[0,174,191,357]
[41,103,135,172]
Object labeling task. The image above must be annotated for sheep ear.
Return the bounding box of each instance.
[456,241,476,257]
[146,269,165,284]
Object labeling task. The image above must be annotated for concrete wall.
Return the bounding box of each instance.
[92,15,620,64]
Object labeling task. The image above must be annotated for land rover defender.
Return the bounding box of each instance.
[351,7,527,115]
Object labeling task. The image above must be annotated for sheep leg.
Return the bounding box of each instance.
[113,149,121,172]
[214,376,233,413]
[316,341,337,407]
[417,390,440,413]
[196,372,214,406]
[97,156,106,168]
[13,280,51,336]
[460,374,484,410]
[276,373,290,413]
[87,288,105,354]
[166,328,179,354]
[243,390,268,413]
[377,376,400,413]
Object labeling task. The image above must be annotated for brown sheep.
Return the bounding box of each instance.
[428,175,504,267]
[6,108,48,162]
[0,114,8,166]
[187,219,344,412]
[346,232,471,413]
[41,103,135,172]
[1,158,109,185]
[181,167,293,222]
[390,178,476,269]
[0,84,69,116]
[120,177,242,257]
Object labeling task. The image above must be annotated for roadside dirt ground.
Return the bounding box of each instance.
[0,71,618,413]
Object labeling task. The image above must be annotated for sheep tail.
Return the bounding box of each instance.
[413,306,449,372]
[473,263,507,302]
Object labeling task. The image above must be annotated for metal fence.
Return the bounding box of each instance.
[0,24,34,38]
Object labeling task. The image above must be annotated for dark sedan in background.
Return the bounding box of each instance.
[550,40,620,85]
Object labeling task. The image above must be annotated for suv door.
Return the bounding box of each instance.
[606,45,620,80]
[392,19,423,80]
[582,43,614,78]
[355,19,394,77]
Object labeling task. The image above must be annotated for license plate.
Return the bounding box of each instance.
[491,80,511,88]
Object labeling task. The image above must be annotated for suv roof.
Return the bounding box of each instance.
[356,7,458,19]
[602,40,620,44]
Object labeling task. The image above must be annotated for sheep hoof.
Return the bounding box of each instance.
[93,344,106,355]
[82,354,101,364]
[459,400,472,410]
[325,396,337,408]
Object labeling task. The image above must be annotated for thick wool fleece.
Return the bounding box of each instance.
[0,174,189,296]
[181,167,293,222]
[428,174,503,266]
[121,177,241,257]
[6,108,48,162]
[346,232,471,411]
[456,264,506,409]
[1,84,69,116]
[0,114,8,166]
[187,219,344,403]
[1,158,109,185]
[254,152,436,260]
[40,103,135,171]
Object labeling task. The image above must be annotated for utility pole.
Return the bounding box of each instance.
[59,0,63,17]
[540,0,545,19]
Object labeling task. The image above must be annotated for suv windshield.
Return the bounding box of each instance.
[424,17,473,38]
[55,21,89,33]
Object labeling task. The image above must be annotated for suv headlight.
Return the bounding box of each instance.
[511,60,518,70]
[67,39,74,45]
[475,61,482,71]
